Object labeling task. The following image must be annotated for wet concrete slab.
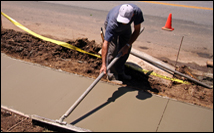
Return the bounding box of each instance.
[1,53,213,132]
[66,88,168,132]
[157,100,213,132]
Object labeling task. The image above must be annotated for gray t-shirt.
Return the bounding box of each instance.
[104,4,144,42]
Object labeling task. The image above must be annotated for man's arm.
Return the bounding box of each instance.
[100,40,109,74]
[119,24,141,56]
[128,24,141,45]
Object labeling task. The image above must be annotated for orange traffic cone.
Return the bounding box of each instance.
[162,13,174,31]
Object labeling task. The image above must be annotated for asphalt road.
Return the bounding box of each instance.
[1,1,213,66]
[41,1,213,26]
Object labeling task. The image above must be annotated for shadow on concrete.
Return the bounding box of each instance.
[124,62,159,93]
[70,87,152,125]
[69,61,155,125]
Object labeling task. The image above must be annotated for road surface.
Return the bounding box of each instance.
[1,1,213,66]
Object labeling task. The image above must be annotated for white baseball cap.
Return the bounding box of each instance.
[117,4,134,24]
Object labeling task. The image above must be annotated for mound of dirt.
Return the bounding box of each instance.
[1,28,213,131]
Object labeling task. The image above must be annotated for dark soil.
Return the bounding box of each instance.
[1,28,213,132]
[1,108,45,132]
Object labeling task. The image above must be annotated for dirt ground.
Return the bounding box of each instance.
[1,28,213,132]
[1,108,45,132]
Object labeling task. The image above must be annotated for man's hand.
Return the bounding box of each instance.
[119,44,130,56]
[100,64,107,74]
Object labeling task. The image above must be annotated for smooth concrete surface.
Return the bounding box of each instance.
[157,100,213,132]
[1,53,213,132]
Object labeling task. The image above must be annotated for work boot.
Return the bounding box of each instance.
[118,72,132,80]
[107,73,123,84]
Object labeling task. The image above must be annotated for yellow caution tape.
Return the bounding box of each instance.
[125,63,190,84]
[1,12,190,85]
[1,12,101,58]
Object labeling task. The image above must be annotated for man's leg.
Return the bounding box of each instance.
[106,37,119,80]
[114,26,132,80]
[104,21,121,82]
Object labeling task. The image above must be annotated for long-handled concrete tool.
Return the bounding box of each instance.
[58,51,123,121]
[31,49,123,132]
[31,27,145,131]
